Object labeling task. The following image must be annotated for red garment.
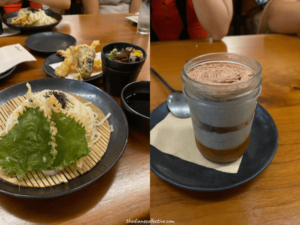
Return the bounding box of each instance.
[3,1,41,14]
[151,0,208,41]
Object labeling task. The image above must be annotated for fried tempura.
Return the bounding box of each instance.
[55,48,76,78]
[55,41,101,79]
[94,59,102,70]
[91,40,99,49]
[11,15,29,25]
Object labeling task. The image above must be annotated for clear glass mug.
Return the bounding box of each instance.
[181,53,262,163]
[137,0,150,34]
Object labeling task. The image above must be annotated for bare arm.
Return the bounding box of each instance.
[32,0,71,9]
[82,0,99,14]
[0,0,19,6]
[192,0,233,41]
[268,0,300,34]
[130,0,141,13]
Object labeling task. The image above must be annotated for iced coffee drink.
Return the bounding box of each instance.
[181,53,262,163]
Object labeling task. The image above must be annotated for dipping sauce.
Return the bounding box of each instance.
[125,92,150,117]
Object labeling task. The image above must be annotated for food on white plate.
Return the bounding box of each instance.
[11,8,57,26]
[55,40,102,80]
[0,83,111,184]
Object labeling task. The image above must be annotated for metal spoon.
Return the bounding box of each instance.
[150,68,190,118]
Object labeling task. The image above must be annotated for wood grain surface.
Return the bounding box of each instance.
[0,14,149,224]
[150,34,300,224]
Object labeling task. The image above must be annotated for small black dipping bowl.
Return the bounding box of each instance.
[121,81,150,130]
[101,42,147,96]
[102,63,141,96]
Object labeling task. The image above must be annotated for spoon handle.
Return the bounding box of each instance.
[150,67,176,93]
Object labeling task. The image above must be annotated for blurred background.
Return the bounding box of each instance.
[50,0,270,37]
[229,0,269,35]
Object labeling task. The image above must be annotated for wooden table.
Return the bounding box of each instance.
[0,14,150,224]
[151,34,300,224]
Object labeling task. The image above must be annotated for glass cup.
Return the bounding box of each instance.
[181,53,262,163]
[137,0,150,34]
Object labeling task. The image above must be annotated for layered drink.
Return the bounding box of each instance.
[181,53,262,163]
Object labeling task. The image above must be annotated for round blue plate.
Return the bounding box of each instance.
[43,53,103,82]
[0,66,17,81]
[150,101,278,191]
[0,79,128,198]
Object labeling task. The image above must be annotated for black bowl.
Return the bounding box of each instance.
[101,42,147,71]
[121,81,150,130]
[102,63,141,97]
[2,9,62,31]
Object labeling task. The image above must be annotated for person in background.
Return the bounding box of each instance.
[151,0,233,42]
[1,0,70,14]
[42,4,65,15]
[0,0,18,6]
[81,0,98,14]
[267,0,300,34]
[82,0,141,14]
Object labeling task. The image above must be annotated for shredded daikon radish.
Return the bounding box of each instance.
[95,113,111,126]
[92,131,101,144]
[42,170,60,176]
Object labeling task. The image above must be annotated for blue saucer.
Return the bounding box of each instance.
[0,66,16,81]
[150,102,278,191]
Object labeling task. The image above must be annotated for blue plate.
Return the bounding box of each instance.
[0,79,128,198]
[25,32,76,54]
[0,66,16,81]
[43,53,103,82]
[150,101,278,191]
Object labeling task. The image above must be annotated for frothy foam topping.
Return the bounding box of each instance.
[187,62,255,85]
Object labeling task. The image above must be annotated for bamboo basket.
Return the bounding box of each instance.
[0,94,111,188]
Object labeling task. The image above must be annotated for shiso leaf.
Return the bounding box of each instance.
[50,111,90,170]
[0,107,55,179]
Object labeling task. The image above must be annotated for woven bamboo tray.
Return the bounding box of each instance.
[0,94,111,188]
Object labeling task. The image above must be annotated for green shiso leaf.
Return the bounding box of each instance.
[0,107,55,179]
[50,111,90,170]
